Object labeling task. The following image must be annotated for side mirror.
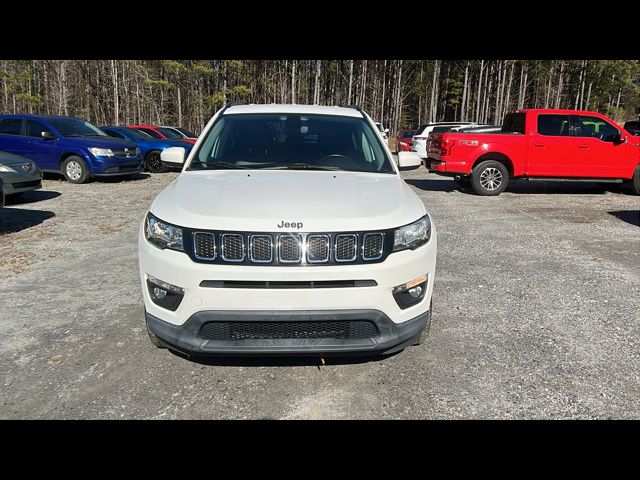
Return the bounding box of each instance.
[397,151,422,171]
[160,146,186,166]
[611,133,626,144]
[41,131,56,140]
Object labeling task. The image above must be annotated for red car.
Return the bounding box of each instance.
[128,125,197,145]
[396,129,416,152]
[426,108,640,196]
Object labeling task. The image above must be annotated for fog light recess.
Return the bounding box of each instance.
[147,275,184,311]
[393,274,428,309]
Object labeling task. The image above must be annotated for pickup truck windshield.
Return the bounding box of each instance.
[189,114,395,174]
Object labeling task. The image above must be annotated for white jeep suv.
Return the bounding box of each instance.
[139,104,437,356]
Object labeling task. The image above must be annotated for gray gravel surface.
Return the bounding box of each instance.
[0,170,639,419]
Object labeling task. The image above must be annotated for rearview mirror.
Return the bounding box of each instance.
[41,131,55,140]
[160,146,186,166]
[397,151,422,171]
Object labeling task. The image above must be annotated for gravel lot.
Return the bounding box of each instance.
[1,169,639,419]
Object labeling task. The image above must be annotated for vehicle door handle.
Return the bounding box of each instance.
[533,144,545,148]
[578,145,589,149]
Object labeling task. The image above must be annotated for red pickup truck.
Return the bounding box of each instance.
[426,109,640,196]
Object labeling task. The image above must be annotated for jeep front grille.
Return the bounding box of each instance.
[279,234,302,263]
[185,230,392,265]
[194,232,216,259]
[221,234,244,262]
[335,234,357,262]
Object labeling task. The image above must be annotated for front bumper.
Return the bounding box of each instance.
[147,308,430,356]
[87,154,144,176]
[0,171,42,194]
[139,221,437,354]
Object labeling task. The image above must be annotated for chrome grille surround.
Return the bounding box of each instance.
[335,234,357,262]
[279,234,302,263]
[193,232,216,259]
[249,235,273,263]
[362,233,384,261]
[306,234,330,263]
[221,233,245,262]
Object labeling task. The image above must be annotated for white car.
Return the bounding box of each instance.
[139,104,437,356]
[374,122,389,142]
[412,122,476,158]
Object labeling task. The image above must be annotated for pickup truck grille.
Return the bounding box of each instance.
[190,230,389,266]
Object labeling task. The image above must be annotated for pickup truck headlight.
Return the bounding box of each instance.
[145,212,184,251]
[89,147,115,157]
[393,215,431,251]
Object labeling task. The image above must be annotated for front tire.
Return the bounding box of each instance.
[145,150,169,173]
[61,156,90,184]
[471,160,509,196]
[629,165,640,195]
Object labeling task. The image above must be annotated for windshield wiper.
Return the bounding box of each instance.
[199,161,248,170]
[261,163,343,171]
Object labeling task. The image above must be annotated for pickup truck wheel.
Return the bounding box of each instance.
[413,300,432,346]
[630,165,640,195]
[146,320,167,349]
[61,156,90,184]
[471,160,509,196]
[145,150,169,173]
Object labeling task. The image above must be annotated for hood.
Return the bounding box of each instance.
[0,150,37,166]
[150,170,425,232]
[60,136,138,149]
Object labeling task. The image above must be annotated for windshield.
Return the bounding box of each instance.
[120,128,153,141]
[156,127,182,139]
[188,113,394,174]
[47,118,107,137]
[401,130,415,138]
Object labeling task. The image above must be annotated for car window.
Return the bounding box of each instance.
[175,127,196,138]
[46,117,107,137]
[0,118,23,135]
[25,120,53,138]
[537,114,571,136]
[157,127,182,140]
[190,113,394,174]
[574,115,619,141]
[502,112,526,134]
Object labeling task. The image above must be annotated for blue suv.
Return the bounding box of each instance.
[100,126,193,173]
[0,114,144,183]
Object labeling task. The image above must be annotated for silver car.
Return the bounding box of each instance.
[0,151,42,198]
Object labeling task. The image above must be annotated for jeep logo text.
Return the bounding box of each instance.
[277,221,303,229]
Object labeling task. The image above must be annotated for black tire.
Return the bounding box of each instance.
[61,155,90,184]
[629,165,640,195]
[413,300,433,346]
[471,160,509,196]
[146,320,167,349]
[145,150,169,173]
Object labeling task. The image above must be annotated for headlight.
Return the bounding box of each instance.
[135,147,141,156]
[89,147,114,157]
[0,164,16,173]
[399,141,408,146]
[393,215,431,251]
[145,212,184,251]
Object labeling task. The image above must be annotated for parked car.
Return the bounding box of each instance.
[374,122,389,142]
[0,151,42,197]
[0,115,143,183]
[624,121,640,136]
[128,125,197,145]
[100,126,193,173]
[426,109,640,196]
[159,126,199,142]
[412,122,476,159]
[139,103,437,356]
[396,129,416,152]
